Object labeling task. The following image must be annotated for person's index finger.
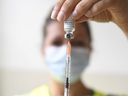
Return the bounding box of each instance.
[57,0,80,21]
[51,0,65,20]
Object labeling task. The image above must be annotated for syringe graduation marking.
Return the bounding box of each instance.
[66,77,69,88]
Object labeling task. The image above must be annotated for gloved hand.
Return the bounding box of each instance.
[51,0,128,35]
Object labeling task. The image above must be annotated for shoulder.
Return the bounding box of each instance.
[93,90,123,96]
[92,90,106,96]
[16,85,50,96]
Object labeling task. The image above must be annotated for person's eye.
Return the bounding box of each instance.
[52,40,63,46]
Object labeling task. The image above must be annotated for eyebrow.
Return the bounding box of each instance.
[51,37,64,46]
[70,40,86,47]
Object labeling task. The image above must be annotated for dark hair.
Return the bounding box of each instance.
[43,8,92,43]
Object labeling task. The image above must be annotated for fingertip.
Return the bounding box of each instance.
[57,11,65,22]
[51,10,58,20]
[71,10,78,19]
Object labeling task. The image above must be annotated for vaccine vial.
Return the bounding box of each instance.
[64,19,75,39]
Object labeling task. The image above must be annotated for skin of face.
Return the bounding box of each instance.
[43,21,91,51]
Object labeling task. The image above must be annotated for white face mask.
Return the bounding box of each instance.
[44,45,89,83]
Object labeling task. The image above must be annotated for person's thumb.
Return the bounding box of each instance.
[85,0,113,21]
[90,10,112,22]
[76,10,112,23]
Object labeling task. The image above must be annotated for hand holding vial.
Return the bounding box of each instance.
[51,0,128,36]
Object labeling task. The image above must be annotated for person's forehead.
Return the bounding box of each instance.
[47,22,64,37]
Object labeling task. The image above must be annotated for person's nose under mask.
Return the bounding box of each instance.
[44,44,90,83]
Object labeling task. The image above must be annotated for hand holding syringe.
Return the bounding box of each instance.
[64,18,75,96]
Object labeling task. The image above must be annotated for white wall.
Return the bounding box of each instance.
[89,22,128,74]
[0,0,128,96]
[84,22,128,94]
[1,0,55,96]
[1,0,55,71]
[0,0,4,95]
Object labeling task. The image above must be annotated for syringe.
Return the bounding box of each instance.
[64,41,71,96]
[64,18,75,96]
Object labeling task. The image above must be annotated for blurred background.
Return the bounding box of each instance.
[0,0,128,96]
